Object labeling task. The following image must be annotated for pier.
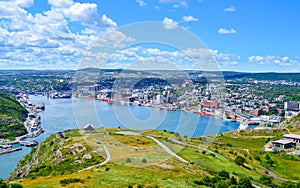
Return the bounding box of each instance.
[0,148,22,155]
[0,95,42,155]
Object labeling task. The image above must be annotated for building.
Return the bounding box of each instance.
[202,100,219,109]
[251,109,262,117]
[182,81,190,88]
[156,94,165,104]
[282,134,300,144]
[83,123,95,133]
[284,101,300,111]
[272,140,296,150]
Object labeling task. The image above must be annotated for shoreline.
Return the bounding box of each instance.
[0,95,44,154]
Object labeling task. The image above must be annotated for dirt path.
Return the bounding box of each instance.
[262,167,288,181]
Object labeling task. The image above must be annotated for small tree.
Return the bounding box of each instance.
[218,170,230,179]
[0,179,8,188]
[259,175,272,185]
[238,176,253,188]
[234,156,246,166]
[229,176,237,185]
[10,184,23,188]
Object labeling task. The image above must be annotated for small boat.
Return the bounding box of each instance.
[203,112,212,116]
[198,110,212,116]
[226,115,232,119]
[106,99,114,103]
[36,102,45,110]
[19,140,38,147]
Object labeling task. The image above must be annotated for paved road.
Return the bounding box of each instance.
[146,135,188,164]
[167,137,226,159]
[78,140,111,172]
[147,134,224,159]
[96,140,111,165]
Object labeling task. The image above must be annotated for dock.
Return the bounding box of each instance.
[0,147,22,155]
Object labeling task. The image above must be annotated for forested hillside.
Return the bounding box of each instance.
[0,91,27,140]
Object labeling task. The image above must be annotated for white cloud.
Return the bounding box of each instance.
[182,15,198,22]
[210,49,240,66]
[0,0,32,19]
[162,17,178,30]
[136,0,146,6]
[218,28,237,34]
[101,14,117,28]
[48,0,73,8]
[248,55,298,66]
[159,0,187,7]
[224,6,235,12]
[97,46,239,70]
[0,0,119,69]
[63,3,97,26]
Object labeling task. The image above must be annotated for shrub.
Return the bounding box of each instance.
[0,179,8,188]
[254,155,261,161]
[126,158,132,163]
[9,184,23,188]
[201,176,212,186]
[60,178,85,186]
[142,159,147,163]
[259,175,272,185]
[193,180,202,185]
[226,143,232,147]
[234,156,246,166]
[216,180,229,188]
[229,176,237,185]
[238,176,253,188]
[218,170,230,179]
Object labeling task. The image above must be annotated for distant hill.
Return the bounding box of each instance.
[222,72,300,82]
[0,91,27,140]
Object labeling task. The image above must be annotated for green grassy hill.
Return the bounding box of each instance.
[7,128,300,188]
[0,91,27,140]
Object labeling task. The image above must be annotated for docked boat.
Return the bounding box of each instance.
[106,98,114,103]
[19,140,38,147]
[36,103,45,110]
[198,110,212,116]
[49,92,72,99]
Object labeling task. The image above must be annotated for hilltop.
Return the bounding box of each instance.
[0,91,27,141]
[7,128,300,187]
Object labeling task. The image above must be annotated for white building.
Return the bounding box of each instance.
[284,101,300,111]
[156,94,164,104]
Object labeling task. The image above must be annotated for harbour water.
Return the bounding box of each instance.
[0,95,240,179]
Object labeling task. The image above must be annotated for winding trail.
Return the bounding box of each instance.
[146,135,188,164]
[147,134,224,159]
[77,140,111,173]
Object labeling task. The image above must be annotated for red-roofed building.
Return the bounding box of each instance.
[202,100,219,109]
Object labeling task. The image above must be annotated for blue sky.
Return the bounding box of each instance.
[0,0,299,72]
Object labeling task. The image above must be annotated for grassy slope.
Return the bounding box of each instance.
[10,128,300,187]
[0,91,27,140]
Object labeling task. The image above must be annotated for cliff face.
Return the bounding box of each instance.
[9,130,104,180]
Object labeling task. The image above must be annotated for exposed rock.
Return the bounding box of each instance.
[82,153,92,159]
